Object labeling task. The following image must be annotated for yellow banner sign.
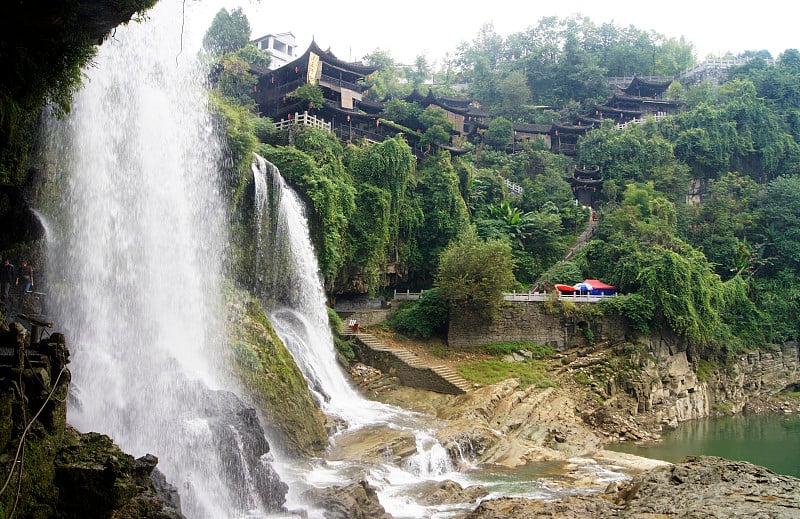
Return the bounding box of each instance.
[307,52,320,84]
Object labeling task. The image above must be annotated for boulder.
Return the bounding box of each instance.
[302,479,393,519]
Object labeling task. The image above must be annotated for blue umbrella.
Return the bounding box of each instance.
[573,282,593,292]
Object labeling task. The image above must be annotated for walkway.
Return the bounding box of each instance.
[340,330,473,394]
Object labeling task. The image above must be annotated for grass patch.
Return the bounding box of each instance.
[696,358,718,382]
[483,341,555,359]
[457,359,553,388]
[573,372,592,385]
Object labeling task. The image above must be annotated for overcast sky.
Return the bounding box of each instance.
[189,0,799,66]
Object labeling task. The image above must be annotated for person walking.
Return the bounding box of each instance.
[16,260,33,294]
[0,258,13,309]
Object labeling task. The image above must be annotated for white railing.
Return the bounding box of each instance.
[505,178,524,195]
[273,111,332,133]
[504,292,619,303]
[393,289,424,301]
[615,112,667,131]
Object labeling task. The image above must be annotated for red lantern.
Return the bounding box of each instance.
[346,115,350,122]
[295,66,299,73]
[271,76,275,84]
[288,113,292,120]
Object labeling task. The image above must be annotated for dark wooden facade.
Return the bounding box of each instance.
[568,165,603,207]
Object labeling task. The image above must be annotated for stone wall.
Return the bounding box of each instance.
[446,302,800,430]
[350,338,466,394]
[447,301,628,351]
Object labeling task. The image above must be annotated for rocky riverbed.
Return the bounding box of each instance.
[335,329,800,518]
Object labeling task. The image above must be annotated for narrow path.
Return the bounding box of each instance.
[340,330,473,394]
[564,216,598,261]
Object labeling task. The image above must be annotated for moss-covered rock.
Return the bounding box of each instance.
[55,429,184,519]
[225,284,328,457]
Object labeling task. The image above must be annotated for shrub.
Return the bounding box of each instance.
[388,288,449,338]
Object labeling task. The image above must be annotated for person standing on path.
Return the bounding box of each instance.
[16,260,33,294]
[0,259,13,309]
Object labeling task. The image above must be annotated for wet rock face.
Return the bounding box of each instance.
[466,495,617,519]
[413,479,488,506]
[55,431,185,519]
[302,479,393,519]
[186,383,289,512]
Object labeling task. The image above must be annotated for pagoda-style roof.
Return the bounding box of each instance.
[623,76,672,98]
[573,165,601,179]
[552,123,590,135]
[358,97,385,114]
[436,94,472,109]
[514,123,552,135]
[302,39,379,76]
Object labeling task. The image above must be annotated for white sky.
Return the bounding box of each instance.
[192,0,799,67]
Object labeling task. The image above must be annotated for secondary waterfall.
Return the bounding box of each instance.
[251,154,399,426]
[251,155,462,516]
[39,3,285,518]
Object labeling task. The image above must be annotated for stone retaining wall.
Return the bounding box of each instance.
[447,301,628,351]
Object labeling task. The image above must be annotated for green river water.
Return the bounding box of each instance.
[609,413,800,477]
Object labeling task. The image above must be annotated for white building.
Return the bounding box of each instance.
[251,32,297,70]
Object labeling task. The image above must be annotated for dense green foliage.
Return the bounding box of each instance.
[436,229,517,319]
[203,7,251,55]
[199,11,800,360]
[0,0,158,183]
[387,288,449,338]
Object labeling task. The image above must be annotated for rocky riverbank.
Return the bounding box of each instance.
[337,324,800,517]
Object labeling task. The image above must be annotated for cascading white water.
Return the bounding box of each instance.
[252,155,406,425]
[251,155,465,517]
[40,3,284,518]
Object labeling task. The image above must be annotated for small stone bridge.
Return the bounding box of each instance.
[340,330,472,395]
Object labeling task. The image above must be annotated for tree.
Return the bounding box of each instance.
[286,83,324,112]
[436,229,516,320]
[409,54,431,89]
[414,152,470,282]
[203,7,251,55]
[418,106,453,149]
[484,117,514,150]
[364,49,402,100]
[498,71,531,120]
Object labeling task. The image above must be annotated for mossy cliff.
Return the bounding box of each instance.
[225,285,328,458]
[0,323,182,519]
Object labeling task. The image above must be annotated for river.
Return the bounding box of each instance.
[608,413,800,477]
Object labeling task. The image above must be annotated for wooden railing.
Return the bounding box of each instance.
[273,111,332,133]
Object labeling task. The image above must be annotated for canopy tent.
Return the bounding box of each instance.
[583,279,617,296]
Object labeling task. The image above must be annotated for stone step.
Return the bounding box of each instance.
[344,331,471,394]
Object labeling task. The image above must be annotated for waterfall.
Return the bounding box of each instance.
[40,3,285,518]
[251,155,464,516]
[251,154,400,426]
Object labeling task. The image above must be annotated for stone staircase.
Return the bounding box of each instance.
[340,330,473,395]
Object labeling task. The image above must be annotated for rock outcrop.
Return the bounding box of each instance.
[302,479,393,519]
[0,323,183,517]
[466,456,800,518]
[226,290,328,458]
